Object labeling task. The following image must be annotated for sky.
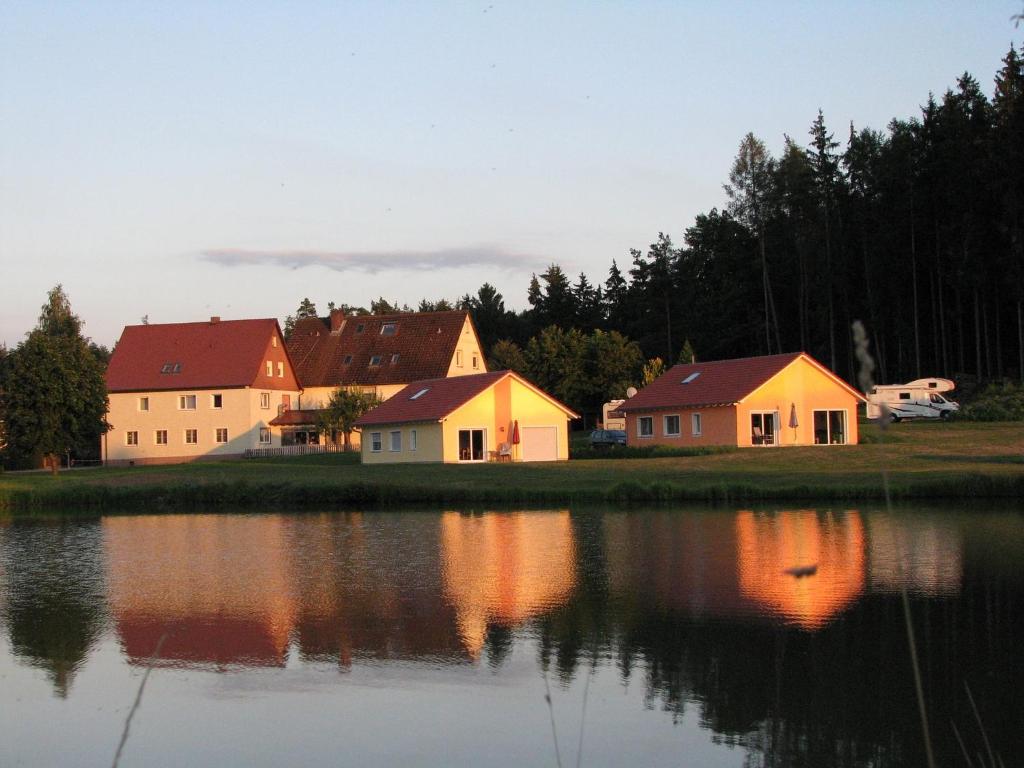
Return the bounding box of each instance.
[1,1,1021,348]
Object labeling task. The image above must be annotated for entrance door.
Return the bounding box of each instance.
[521,426,558,461]
[458,429,486,461]
[750,412,779,445]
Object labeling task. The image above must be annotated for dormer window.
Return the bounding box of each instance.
[681,371,701,384]
[356,323,365,334]
[380,323,397,336]
[410,388,429,400]
[391,353,400,364]
[369,355,382,366]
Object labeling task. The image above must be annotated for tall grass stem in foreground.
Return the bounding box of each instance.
[112,633,166,768]
[542,665,563,768]
[854,320,936,768]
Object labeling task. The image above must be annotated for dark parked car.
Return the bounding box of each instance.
[589,429,627,448]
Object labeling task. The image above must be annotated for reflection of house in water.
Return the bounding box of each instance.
[104,516,296,669]
[440,512,577,657]
[735,511,865,630]
[287,513,468,665]
[604,510,867,631]
[864,515,963,596]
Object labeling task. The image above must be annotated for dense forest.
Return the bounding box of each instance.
[287,44,1024,417]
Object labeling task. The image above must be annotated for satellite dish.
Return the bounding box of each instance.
[626,386,638,398]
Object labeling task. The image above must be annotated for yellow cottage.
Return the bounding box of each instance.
[355,371,579,463]
[618,352,866,447]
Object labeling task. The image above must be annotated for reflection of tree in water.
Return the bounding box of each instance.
[0,520,107,697]
[532,523,1024,768]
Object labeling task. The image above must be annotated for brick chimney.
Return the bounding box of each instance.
[329,309,346,333]
[210,316,221,323]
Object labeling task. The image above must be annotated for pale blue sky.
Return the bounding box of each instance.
[1,1,1019,347]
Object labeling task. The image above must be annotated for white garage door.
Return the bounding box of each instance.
[520,426,558,462]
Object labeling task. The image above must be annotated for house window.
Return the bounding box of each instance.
[266,361,273,376]
[259,427,271,444]
[410,429,417,451]
[457,428,486,461]
[184,429,198,445]
[272,336,278,347]
[369,355,382,366]
[751,412,779,445]
[155,430,168,445]
[380,322,397,336]
[664,415,680,437]
[356,323,365,334]
[390,430,401,452]
[370,432,382,452]
[456,350,463,367]
[899,392,911,400]
[692,413,703,436]
[813,410,848,445]
[638,416,653,438]
[126,431,138,446]
[215,428,228,444]
[277,362,284,377]
[211,394,223,409]
[260,392,271,409]
[178,394,197,410]
[472,354,479,370]
[138,397,149,412]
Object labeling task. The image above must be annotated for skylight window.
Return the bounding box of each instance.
[409,388,429,400]
[391,353,400,364]
[369,355,382,366]
[343,354,353,364]
[681,371,701,384]
[380,322,397,336]
[160,362,182,374]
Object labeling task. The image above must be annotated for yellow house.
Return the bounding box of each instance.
[355,371,579,463]
[103,317,301,465]
[618,352,865,447]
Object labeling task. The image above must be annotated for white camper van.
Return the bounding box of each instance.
[865,378,959,421]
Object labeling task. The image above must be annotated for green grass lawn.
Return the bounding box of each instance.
[2,420,1022,512]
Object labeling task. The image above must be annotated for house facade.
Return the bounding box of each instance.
[103,318,301,465]
[280,309,486,447]
[618,352,865,448]
[355,370,578,464]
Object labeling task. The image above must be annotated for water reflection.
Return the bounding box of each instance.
[0,507,1020,767]
[441,511,576,657]
[0,519,108,696]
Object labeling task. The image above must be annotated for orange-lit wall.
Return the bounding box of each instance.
[627,406,736,448]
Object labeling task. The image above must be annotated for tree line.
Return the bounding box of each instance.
[289,42,1024,417]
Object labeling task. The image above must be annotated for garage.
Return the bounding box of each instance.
[520,426,558,462]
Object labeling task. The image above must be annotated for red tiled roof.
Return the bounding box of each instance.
[287,311,476,389]
[269,408,321,427]
[106,319,291,392]
[619,352,859,412]
[354,370,578,427]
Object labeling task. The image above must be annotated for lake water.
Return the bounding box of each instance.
[1,506,1021,767]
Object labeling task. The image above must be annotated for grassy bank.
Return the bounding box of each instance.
[2,421,1023,514]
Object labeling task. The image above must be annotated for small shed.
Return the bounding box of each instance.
[354,371,579,463]
[619,352,865,447]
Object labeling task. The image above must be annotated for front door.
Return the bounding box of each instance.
[458,429,486,462]
[750,412,779,445]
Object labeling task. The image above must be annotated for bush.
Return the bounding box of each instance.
[956,382,1024,421]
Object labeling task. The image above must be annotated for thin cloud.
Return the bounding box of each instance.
[200,246,544,274]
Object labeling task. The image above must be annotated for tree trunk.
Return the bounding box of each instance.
[910,205,921,377]
[1018,300,1023,382]
[973,286,982,378]
[824,210,836,370]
